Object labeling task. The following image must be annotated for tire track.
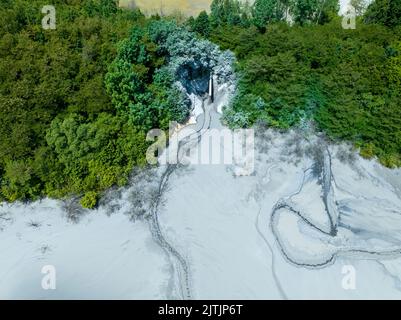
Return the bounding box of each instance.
[148,97,212,300]
[254,165,288,299]
[270,147,401,269]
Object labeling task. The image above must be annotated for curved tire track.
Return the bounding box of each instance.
[270,147,401,269]
[149,98,213,300]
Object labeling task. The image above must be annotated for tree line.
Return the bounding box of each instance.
[0,0,400,209]
[188,0,401,168]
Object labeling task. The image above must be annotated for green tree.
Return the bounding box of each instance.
[364,0,401,27]
[80,191,98,209]
[253,0,284,31]
[388,41,401,86]
[0,0,151,206]
[350,0,368,16]
[290,0,320,25]
[210,19,401,167]
[210,0,243,27]
[194,11,211,37]
[290,0,338,25]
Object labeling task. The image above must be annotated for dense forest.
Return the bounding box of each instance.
[0,0,194,207]
[189,0,401,168]
[0,0,400,207]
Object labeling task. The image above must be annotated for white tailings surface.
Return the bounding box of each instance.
[1,82,401,299]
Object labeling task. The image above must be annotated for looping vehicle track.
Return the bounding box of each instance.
[148,97,213,300]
